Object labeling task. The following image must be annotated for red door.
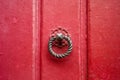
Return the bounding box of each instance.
[0,0,120,80]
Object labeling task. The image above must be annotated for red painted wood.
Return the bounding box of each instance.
[4,0,120,80]
[88,0,120,80]
[41,0,87,80]
[0,0,88,80]
[0,0,34,80]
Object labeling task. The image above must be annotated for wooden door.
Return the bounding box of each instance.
[0,0,120,80]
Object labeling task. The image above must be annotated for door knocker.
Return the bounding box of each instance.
[48,28,72,58]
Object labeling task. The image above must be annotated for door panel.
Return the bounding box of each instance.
[41,0,87,80]
[88,0,120,80]
[0,0,33,80]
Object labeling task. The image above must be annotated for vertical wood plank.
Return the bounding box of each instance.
[88,0,120,80]
[40,0,87,80]
[0,0,33,80]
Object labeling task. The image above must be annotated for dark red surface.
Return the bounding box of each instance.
[88,0,120,80]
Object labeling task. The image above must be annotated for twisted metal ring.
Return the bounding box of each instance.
[48,35,72,58]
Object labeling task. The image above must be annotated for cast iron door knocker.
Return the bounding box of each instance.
[48,28,73,58]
